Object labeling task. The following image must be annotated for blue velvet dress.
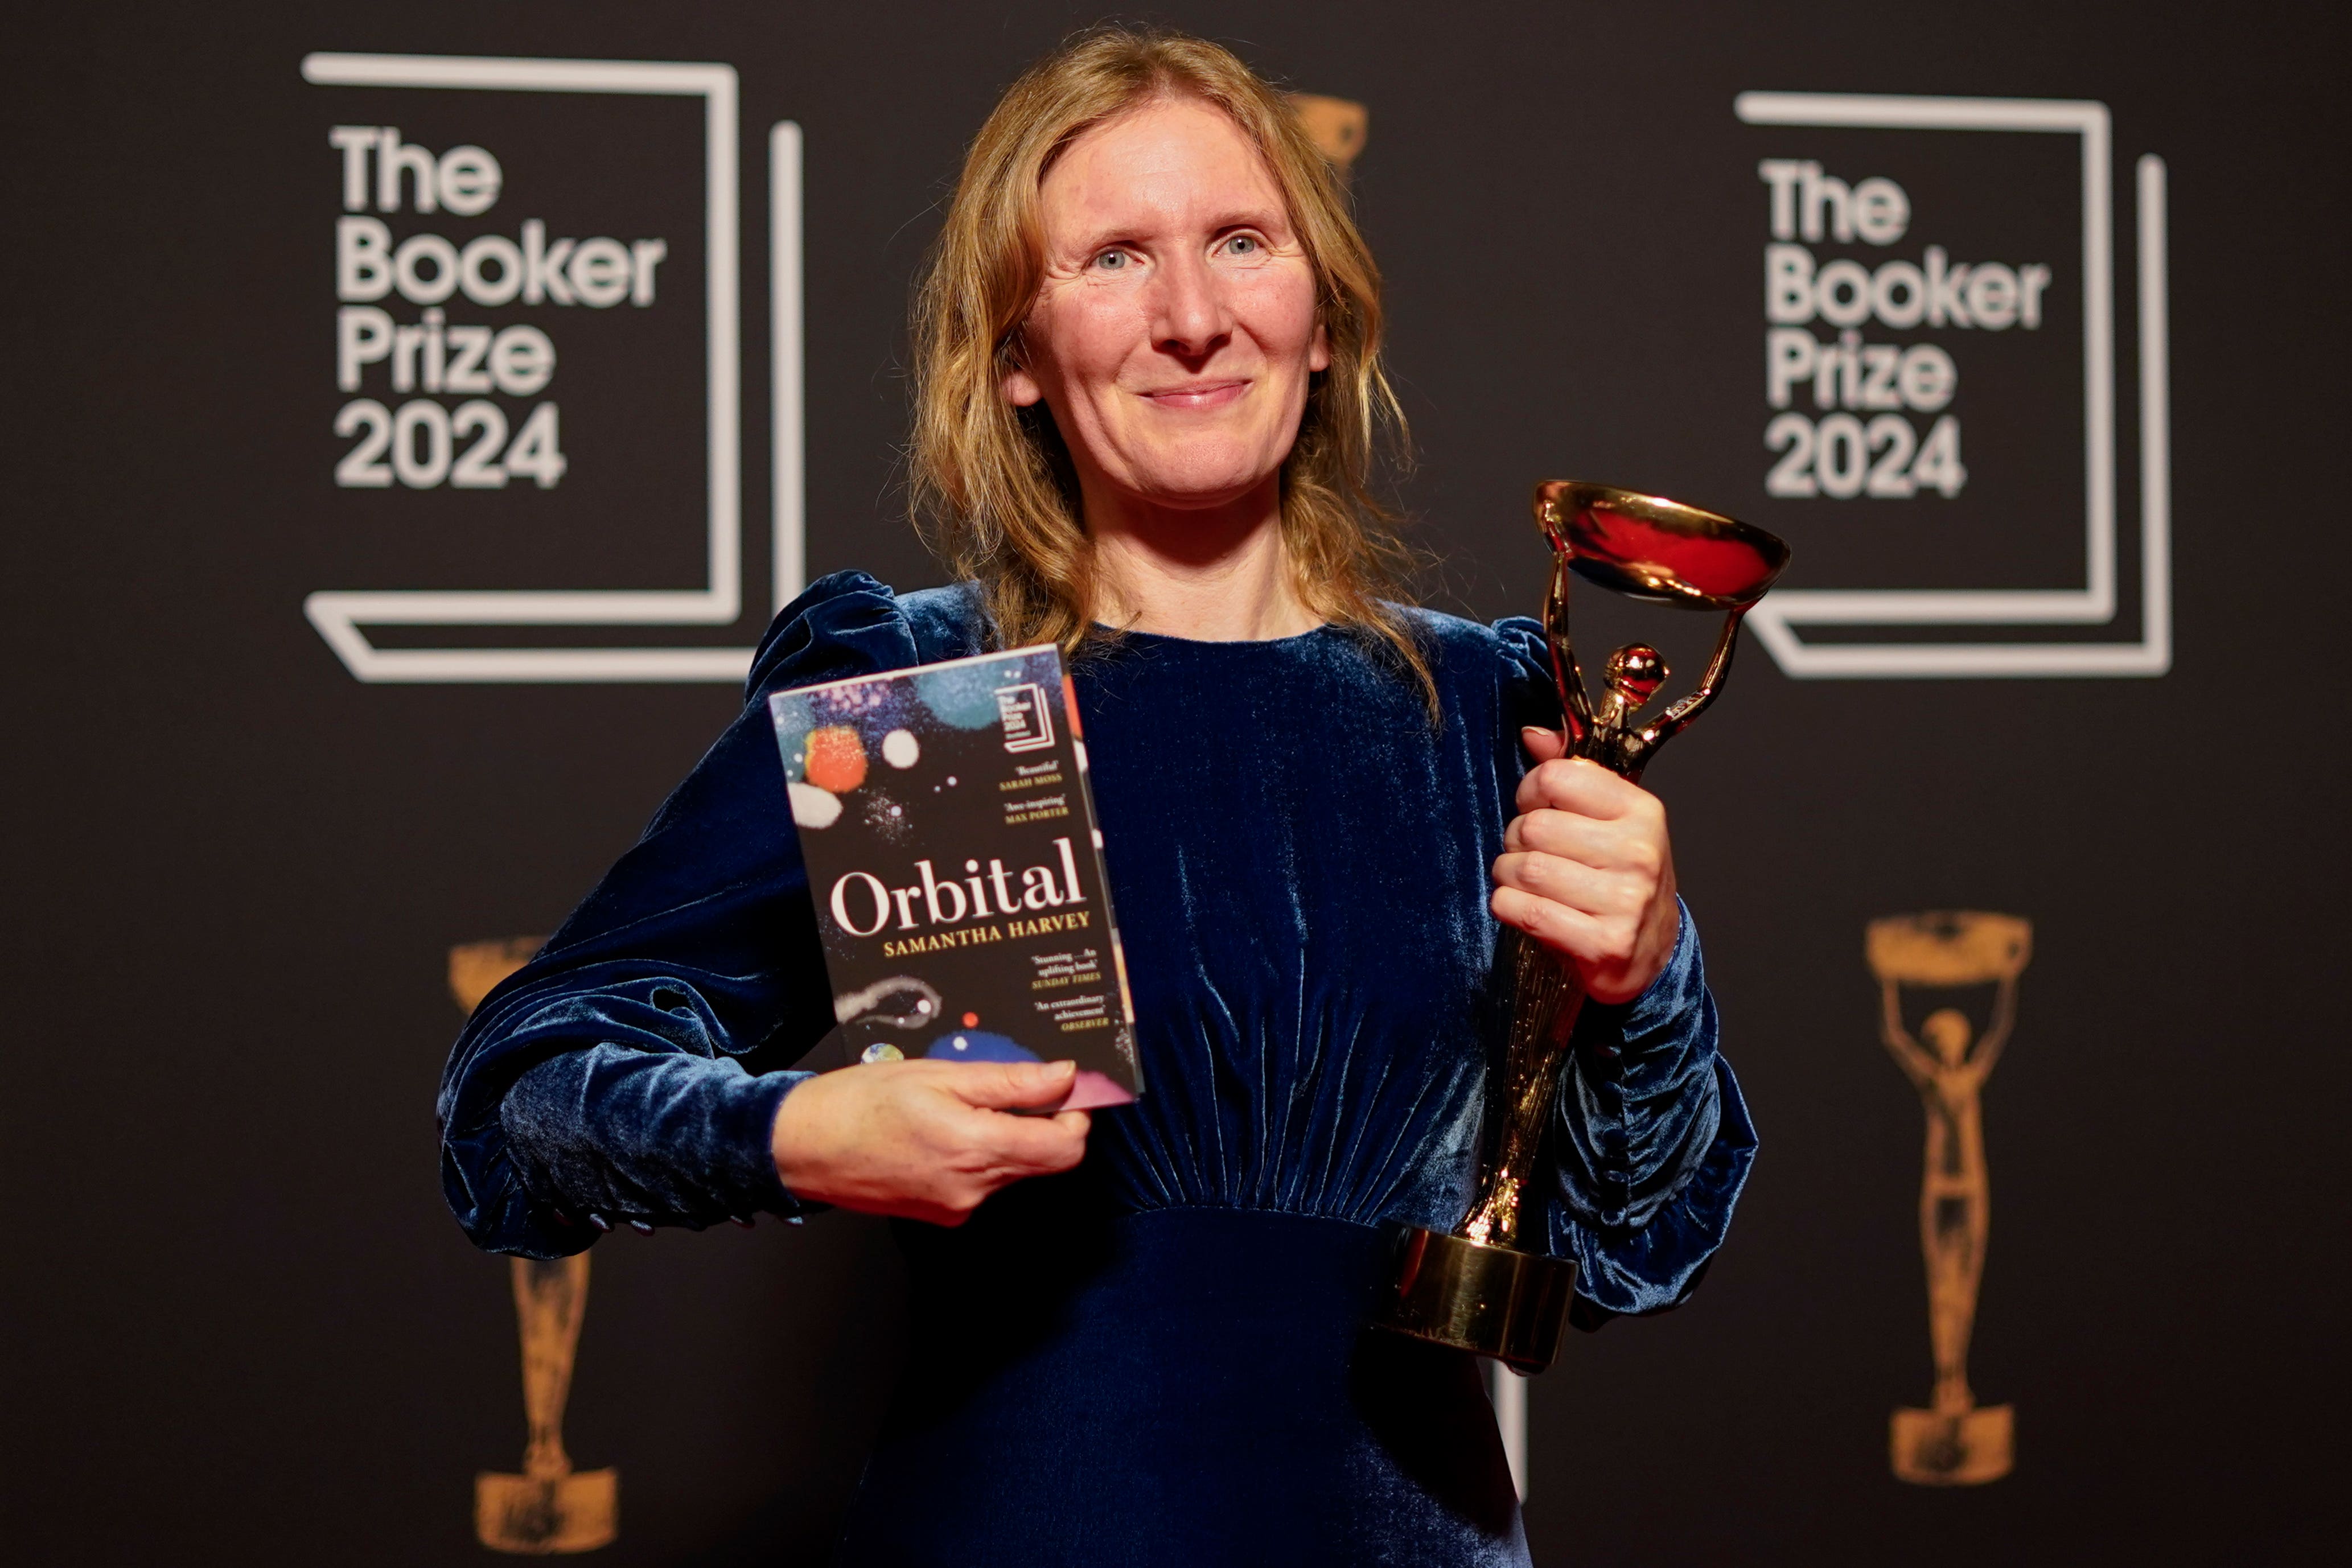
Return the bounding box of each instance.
[439,573,1754,1567]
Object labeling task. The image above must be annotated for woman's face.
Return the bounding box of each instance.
[1006,97,1329,515]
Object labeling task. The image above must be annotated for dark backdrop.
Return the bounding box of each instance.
[5,2,2344,1562]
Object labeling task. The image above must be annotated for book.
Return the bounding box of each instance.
[768,645,1141,1109]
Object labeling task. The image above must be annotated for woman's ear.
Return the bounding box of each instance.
[1000,325,1045,407]
[1308,320,1331,374]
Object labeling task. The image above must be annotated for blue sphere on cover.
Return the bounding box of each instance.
[924,1030,1039,1064]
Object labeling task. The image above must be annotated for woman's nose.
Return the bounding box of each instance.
[1149,252,1233,360]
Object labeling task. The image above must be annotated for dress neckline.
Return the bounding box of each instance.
[1093,622,1340,651]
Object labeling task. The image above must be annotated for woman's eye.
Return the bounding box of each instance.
[1224,235,1260,257]
[1093,250,1128,271]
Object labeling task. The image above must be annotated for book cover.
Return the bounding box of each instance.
[768,645,1141,1109]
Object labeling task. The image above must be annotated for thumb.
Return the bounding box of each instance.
[1521,725,1569,763]
[949,1057,1078,1112]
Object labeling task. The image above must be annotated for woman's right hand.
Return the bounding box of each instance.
[769,1059,1092,1227]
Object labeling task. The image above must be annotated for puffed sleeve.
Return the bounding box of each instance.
[1491,616,1759,1324]
[436,573,983,1259]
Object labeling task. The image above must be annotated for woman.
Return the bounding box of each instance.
[441,27,1752,1566]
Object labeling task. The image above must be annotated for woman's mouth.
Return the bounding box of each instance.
[1140,379,1250,410]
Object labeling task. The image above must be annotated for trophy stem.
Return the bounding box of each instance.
[515,1256,586,1479]
[1460,936,1588,1249]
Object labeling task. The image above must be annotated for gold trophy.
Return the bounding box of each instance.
[1867,911,2029,1485]
[451,938,620,1553]
[1379,483,1789,1374]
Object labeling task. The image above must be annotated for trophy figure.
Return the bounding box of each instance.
[451,939,620,1552]
[1866,911,2030,1485]
[1379,483,1789,1374]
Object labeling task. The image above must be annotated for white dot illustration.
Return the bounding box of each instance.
[787,781,842,829]
[881,729,920,768]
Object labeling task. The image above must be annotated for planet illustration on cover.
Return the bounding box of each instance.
[924,1028,1038,1064]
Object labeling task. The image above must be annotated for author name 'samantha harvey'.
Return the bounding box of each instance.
[878,908,1094,959]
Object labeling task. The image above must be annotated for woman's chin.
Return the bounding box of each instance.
[1134,481,1265,512]
[1113,452,1290,513]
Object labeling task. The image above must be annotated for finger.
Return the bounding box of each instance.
[1490,884,1630,966]
[1503,807,1654,870]
[968,1106,1091,1174]
[1506,812,1669,887]
[1520,726,1569,763]
[1516,755,1655,820]
[1516,755,1652,817]
[945,1058,1079,1110]
[1491,850,1637,919]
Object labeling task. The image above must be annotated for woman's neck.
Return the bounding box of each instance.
[1082,472,1321,641]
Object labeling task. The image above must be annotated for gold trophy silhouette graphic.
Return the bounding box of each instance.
[1866,911,2029,1485]
[1288,93,1367,173]
[1378,483,1789,1373]
[450,939,619,1553]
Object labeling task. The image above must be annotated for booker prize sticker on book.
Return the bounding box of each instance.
[769,647,1143,1110]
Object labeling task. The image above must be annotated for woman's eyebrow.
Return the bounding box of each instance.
[1204,201,1289,232]
[1065,224,1144,252]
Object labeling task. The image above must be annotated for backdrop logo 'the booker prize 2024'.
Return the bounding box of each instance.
[300,53,803,683]
[1732,93,2171,679]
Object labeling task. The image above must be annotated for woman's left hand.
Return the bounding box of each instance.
[1490,727,1682,1005]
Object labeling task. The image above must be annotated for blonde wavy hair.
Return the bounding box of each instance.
[910,26,1430,697]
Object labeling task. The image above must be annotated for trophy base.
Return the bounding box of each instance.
[475,1467,618,1554]
[1376,1225,1578,1375]
[1890,1405,2013,1485]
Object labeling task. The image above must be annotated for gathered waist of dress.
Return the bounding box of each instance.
[894,1199,1403,1370]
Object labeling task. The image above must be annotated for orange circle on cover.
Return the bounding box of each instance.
[963,1012,979,1027]
[805,726,869,792]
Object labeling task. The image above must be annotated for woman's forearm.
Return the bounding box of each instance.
[500,1046,815,1235]
[1545,904,1759,1316]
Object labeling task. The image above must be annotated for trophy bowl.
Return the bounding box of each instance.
[1537,481,1790,610]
